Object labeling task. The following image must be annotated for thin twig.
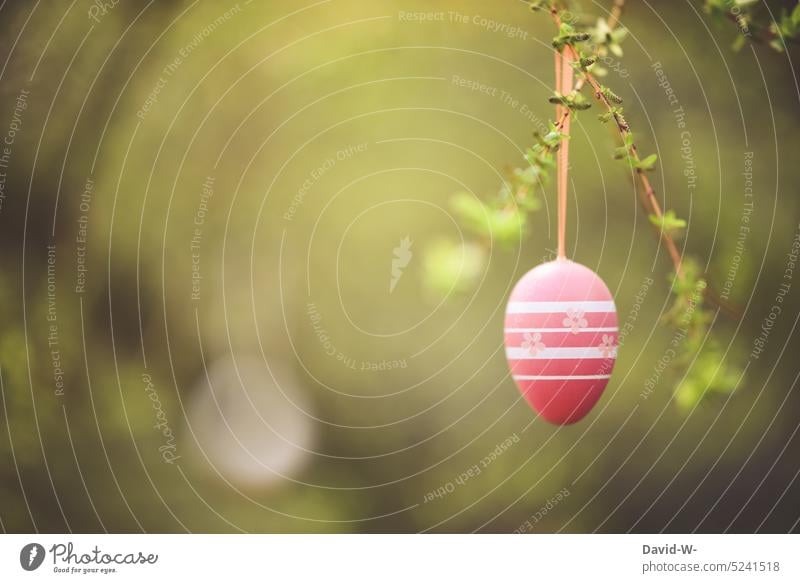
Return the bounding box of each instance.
[577,58,684,276]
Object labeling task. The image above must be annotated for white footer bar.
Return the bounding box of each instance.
[0,535,796,582]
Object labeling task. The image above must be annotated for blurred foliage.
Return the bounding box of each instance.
[0,0,799,534]
[705,0,800,52]
[423,238,486,296]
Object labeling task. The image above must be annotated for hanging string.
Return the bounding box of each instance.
[554,49,562,123]
[557,48,573,260]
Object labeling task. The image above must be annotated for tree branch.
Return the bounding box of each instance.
[549,5,684,279]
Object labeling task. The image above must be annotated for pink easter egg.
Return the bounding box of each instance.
[504,259,618,425]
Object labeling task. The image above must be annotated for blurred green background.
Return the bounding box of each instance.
[0,0,799,533]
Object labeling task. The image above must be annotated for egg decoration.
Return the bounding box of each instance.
[504,259,618,425]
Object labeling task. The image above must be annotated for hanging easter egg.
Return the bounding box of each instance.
[504,259,618,425]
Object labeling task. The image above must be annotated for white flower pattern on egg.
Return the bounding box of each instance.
[521,332,546,356]
[563,308,588,334]
[598,334,616,358]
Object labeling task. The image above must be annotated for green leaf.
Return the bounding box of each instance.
[611,27,629,44]
[613,133,635,161]
[549,91,591,111]
[675,380,702,410]
[731,34,747,52]
[625,132,635,146]
[513,187,541,211]
[490,207,527,243]
[635,153,658,171]
[600,85,624,104]
[559,23,576,35]
[649,209,687,237]
[450,192,490,235]
[769,37,786,52]
[423,239,486,295]
[674,348,743,410]
[513,165,540,186]
[567,93,592,110]
[553,22,591,48]
[524,0,550,11]
[450,193,526,243]
[599,106,624,124]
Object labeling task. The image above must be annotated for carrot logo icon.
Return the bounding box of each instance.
[390,236,413,293]
[19,543,45,571]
